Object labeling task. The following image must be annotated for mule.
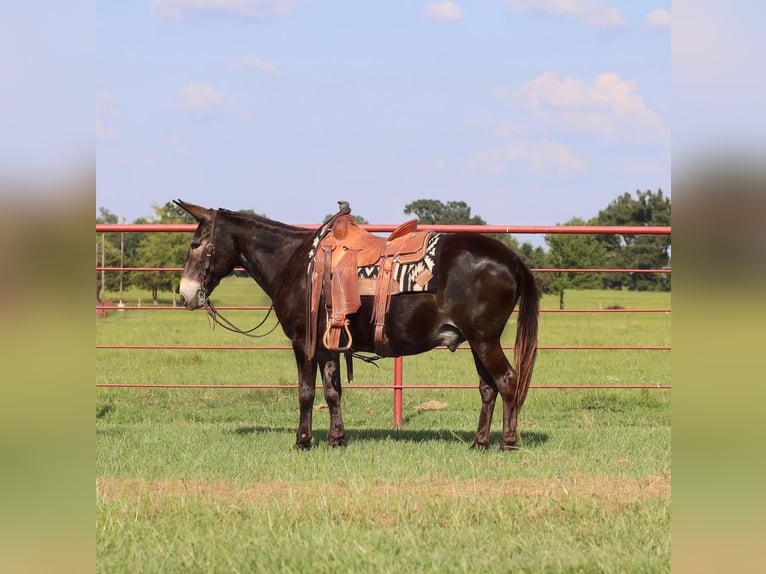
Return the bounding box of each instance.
[175,200,539,451]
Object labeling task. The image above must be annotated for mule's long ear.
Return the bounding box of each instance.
[174,199,211,222]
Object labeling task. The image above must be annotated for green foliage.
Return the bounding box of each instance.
[95,235,121,297]
[545,189,671,292]
[403,199,486,225]
[96,208,124,298]
[97,209,152,298]
[130,202,195,303]
[594,189,671,291]
[97,207,119,224]
[517,242,554,293]
[545,217,609,292]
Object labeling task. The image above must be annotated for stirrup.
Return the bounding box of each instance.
[322,320,353,352]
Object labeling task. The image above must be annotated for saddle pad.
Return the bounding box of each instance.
[358,233,442,293]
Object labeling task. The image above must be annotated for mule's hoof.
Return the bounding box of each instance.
[329,437,347,448]
[499,443,519,452]
[470,441,489,451]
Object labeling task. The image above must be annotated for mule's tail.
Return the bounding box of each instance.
[513,260,540,409]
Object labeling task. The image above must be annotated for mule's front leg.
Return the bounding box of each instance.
[294,348,318,450]
[319,352,346,447]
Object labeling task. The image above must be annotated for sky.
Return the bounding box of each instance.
[96,1,671,230]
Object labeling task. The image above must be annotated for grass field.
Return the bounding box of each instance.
[96,280,671,573]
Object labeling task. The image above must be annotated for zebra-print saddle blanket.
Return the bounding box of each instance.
[357,232,441,294]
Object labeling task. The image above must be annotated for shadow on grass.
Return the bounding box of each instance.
[231,426,549,448]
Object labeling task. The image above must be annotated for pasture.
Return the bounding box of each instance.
[96,280,671,573]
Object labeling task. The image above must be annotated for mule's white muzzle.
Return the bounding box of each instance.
[179,277,203,309]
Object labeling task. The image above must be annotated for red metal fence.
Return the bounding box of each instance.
[96,223,671,427]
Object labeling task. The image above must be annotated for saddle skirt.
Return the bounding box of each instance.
[307,210,439,358]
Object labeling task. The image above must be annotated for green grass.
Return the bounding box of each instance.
[97,484,668,573]
[97,282,671,573]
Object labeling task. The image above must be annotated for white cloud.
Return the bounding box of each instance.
[645,8,671,28]
[508,0,625,27]
[425,2,464,21]
[153,0,299,19]
[516,71,669,143]
[97,92,117,140]
[472,138,587,175]
[231,55,279,74]
[178,81,232,112]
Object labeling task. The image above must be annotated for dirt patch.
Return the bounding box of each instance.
[97,473,670,505]
[415,401,449,411]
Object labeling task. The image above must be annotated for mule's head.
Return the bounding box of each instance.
[175,199,238,310]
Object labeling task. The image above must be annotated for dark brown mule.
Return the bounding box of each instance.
[175,200,539,451]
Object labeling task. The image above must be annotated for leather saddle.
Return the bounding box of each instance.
[307,202,433,358]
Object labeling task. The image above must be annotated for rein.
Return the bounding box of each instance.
[204,299,281,338]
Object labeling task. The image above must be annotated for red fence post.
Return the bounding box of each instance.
[393,356,403,429]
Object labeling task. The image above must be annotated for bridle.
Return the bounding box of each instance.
[195,209,280,338]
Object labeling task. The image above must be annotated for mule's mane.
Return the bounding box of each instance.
[217,208,305,233]
[215,207,318,298]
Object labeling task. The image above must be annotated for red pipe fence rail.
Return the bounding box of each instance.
[96,222,671,427]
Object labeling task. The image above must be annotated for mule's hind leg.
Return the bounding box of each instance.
[471,376,498,450]
[318,351,346,447]
[471,342,520,451]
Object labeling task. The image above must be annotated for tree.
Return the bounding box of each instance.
[403,199,485,225]
[594,189,671,291]
[545,217,609,292]
[95,234,121,300]
[96,207,118,224]
[543,189,671,292]
[96,208,122,299]
[517,242,555,294]
[404,198,511,246]
[131,202,195,304]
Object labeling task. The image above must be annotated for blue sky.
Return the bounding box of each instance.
[97,1,671,229]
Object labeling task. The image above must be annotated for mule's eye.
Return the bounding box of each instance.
[190,240,201,249]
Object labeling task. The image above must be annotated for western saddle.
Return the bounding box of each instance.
[308,201,434,358]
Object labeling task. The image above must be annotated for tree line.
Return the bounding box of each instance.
[96,189,670,302]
